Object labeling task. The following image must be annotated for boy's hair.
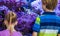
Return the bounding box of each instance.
[5,12,17,23]
[42,0,57,10]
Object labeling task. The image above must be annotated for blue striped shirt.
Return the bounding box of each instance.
[33,12,60,36]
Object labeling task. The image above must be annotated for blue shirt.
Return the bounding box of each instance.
[33,12,60,36]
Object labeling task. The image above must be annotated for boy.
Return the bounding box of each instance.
[32,0,60,36]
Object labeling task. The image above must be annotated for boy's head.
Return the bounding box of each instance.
[4,11,17,26]
[42,0,57,11]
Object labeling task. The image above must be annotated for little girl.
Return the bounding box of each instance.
[0,12,23,36]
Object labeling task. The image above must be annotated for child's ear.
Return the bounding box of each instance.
[42,0,47,5]
[15,21,18,25]
[4,20,8,25]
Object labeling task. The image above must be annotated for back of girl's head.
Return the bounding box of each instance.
[5,11,17,24]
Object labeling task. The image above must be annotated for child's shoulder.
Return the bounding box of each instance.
[14,31,23,36]
[0,30,8,36]
[18,32,23,36]
[0,30,8,33]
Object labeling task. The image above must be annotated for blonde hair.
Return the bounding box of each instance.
[5,11,17,24]
[42,0,57,10]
